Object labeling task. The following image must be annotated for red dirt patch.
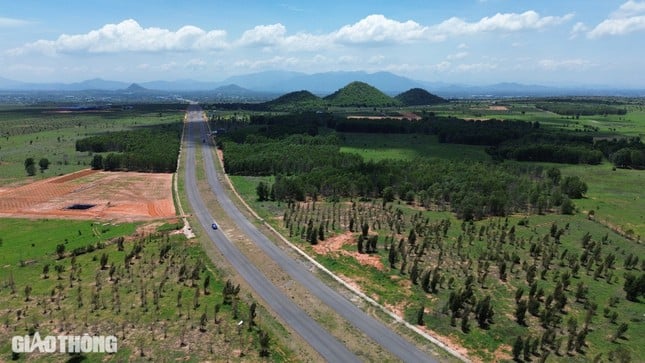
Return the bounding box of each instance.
[312,231,384,270]
[0,169,175,222]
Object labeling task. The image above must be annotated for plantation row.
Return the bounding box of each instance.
[243,113,645,168]
[277,200,644,361]
[1,231,275,360]
[76,123,182,173]
[535,102,627,116]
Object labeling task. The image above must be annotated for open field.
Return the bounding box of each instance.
[340,132,490,162]
[0,169,175,222]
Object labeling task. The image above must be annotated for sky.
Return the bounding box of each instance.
[1,0,644,87]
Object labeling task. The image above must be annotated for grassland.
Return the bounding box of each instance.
[339,132,489,162]
[0,105,183,186]
[0,217,292,362]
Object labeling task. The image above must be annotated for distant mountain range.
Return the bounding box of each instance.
[1,71,644,98]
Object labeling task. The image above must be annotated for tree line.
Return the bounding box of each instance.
[222,131,587,220]
[76,123,181,173]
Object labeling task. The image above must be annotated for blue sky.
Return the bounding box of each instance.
[1,0,644,87]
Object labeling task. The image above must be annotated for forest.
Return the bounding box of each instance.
[75,123,182,172]
[221,116,589,221]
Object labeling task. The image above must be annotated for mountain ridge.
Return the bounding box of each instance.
[1,71,644,97]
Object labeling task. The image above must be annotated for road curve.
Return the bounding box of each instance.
[188,105,439,362]
[183,106,361,362]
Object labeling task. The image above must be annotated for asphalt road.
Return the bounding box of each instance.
[183,106,360,362]
[185,105,438,362]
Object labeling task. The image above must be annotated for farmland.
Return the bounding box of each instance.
[0,104,184,186]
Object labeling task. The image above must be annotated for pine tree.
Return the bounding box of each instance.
[512,336,523,361]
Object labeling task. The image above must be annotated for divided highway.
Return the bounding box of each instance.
[184,105,438,362]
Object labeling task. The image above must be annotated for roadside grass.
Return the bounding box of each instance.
[0,106,183,186]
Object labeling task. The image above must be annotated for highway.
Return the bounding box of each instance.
[184,105,438,362]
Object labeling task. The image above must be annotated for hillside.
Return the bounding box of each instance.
[395,88,448,106]
[265,90,324,111]
[323,81,400,107]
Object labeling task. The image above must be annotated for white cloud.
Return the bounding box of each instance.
[447,52,469,60]
[238,24,287,46]
[8,19,228,55]
[588,1,645,38]
[333,14,433,44]
[538,58,591,70]
[454,63,498,72]
[7,11,577,58]
[612,0,645,18]
[0,16,32,27]
[569,22,588,39]
[234,56,300,70]
[433,11,573,36]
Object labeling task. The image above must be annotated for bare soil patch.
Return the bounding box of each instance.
[312,231,384,270]
[488,105,509,111]
[0,169,175,222]
[347,112,421,121]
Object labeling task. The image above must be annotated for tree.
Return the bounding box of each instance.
[256,181,269,201]
[258,330,270,357]
[38,158,50,172]
[612,323,628,342]
[515,299,528,326]
[24,157,36,176]
[561,196,575,215]
[512,336,523,361]
[561,176,588,199]
[382,186,395,204]
[56,244,65,259]
[90,154,103,170]
[623,273,645,301]
[546,167,561,185]
[416,305,425,326]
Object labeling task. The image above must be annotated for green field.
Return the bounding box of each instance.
[340,132,490,162]
[0,218,291,362]
[0,105,183,186]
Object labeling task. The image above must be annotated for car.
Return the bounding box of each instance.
[211,222,218,230]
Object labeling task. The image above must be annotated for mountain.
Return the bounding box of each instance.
[124,83,149,93]
[265,90,323,111]
[395,88,448,106]
[323,81,400,107]
[140,79,222,91]
[220,70,423,94]
[0,77,26,89]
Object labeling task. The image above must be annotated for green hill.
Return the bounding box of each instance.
[323,81,400,107]
[265,90,323,111]
[395,88,448,106]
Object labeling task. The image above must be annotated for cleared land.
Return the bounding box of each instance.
[0,169,175,222]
